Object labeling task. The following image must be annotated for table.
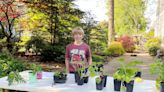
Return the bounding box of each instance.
[0,71,159,92]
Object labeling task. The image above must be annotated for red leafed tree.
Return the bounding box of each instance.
[118,35,135,53]
[0,0,23,51]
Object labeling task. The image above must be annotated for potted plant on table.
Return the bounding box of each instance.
[150,59,164,92]
[76,67,86,85]
[113,58,143,92]
[53,70,67,83]
[70,61,89,85]
[35,65,42,79]
[89,62,107,90]
[29,64,42,83]
[7,70,26,85]
[95,76,104,90]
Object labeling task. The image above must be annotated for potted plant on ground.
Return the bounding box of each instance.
[150,59,164,92]
[53,70,67,83]
[113,58,143,92]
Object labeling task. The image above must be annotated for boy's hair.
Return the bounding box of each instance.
[71,27,84,36]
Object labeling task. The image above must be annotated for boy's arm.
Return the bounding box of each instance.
[65,59,70,73]
[87,47,92,65]
[88,55,92,65]
[65,46,70,73]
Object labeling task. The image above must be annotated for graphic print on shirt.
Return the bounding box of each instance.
[70,49,85,62]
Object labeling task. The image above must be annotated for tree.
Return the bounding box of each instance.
[90,21,108,53]
[23,0,84,45]
[114,0,146,36]
[19,0,85,62]
[0,0,24,51]
[108,0,114,46]
[81,11,97,45]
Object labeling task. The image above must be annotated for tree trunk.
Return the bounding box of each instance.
[108,0,114,46]
[6,37,13,52]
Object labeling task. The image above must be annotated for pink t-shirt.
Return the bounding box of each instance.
[65,42,91,72]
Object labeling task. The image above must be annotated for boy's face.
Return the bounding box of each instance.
[73,33,84,41]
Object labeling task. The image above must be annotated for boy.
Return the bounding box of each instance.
[65,27,92,73]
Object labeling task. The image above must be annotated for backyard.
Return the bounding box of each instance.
[0,0,163,92]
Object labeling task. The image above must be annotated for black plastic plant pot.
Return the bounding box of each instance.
[103,75,107,87]
[161,82,164,92]
[74,72,78,83]
[77,78,84,85]
[53,76,67,83]
[114,79,121,91]
[126,80,134,92]
[135,71,142,78]
[83,77,89,83]
[96,81,103,90]
[75,72,84,85]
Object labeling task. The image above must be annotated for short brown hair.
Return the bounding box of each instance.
[71,27,84,36]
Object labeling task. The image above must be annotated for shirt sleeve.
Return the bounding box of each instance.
[65,45,70,59]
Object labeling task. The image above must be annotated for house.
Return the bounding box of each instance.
[155,0,164,48]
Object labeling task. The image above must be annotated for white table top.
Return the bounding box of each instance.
[0,71,159,92]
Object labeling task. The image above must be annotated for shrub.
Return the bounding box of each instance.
[105,41,125,57]
[0,50,27,77]
[144,38,161,49]
[150,59,164,89]
[92,54,105,62]
[26,36,46,54]
[90,40,107,54]
[144,30,154,39]
[148,46,159,56]
[118,35,135,52]
[41,45,65,62]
